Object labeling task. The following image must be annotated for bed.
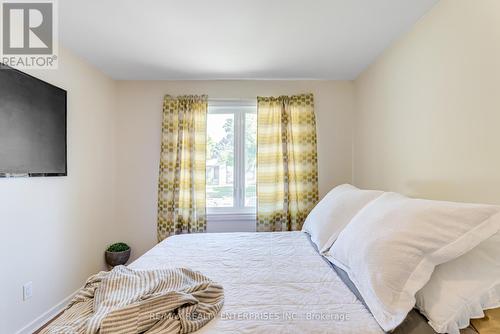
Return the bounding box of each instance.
[44,228,481,333]
[129,231,383,333]
[129,230,483,334]
[44,184,495,333]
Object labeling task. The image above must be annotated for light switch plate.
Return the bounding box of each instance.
[23,281,33,301]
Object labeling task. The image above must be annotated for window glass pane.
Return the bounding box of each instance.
[245,112,257,207]
[207,113,234,207]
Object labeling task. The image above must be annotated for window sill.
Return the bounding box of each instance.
[206,212,257,233]
[207,212,256,222]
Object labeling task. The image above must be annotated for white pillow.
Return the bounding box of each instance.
[301,184,382,252]
[416,231,500,334]
[325,192,500,332]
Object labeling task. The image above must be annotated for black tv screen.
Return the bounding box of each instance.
[0,65,67,177]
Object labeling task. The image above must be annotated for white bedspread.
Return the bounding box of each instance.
[130,231,383,334]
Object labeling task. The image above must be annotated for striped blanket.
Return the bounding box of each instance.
[41,266,224,334]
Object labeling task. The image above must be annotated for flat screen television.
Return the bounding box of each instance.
[0,64,67,177]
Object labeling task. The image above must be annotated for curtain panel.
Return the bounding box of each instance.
[157,95,208,241]
[256,93,319,232]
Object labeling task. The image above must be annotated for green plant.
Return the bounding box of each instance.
[106,242,130,252]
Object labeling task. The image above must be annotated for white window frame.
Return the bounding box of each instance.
[207,99,256,220]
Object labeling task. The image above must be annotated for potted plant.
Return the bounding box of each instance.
[105,242,131,267]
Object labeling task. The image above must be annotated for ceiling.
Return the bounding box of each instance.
[60,0,439,80]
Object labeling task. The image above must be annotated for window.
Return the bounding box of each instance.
[206,100,256,215]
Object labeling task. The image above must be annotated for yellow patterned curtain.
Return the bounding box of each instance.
[257,93,319,232]
[157,95,207,241]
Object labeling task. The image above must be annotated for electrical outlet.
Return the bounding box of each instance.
[23,282,33,301]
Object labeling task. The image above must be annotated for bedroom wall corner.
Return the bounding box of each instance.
[352,0,500,204]
[0,47,120,334]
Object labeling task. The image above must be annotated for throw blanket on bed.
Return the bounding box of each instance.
[41,266,224,334]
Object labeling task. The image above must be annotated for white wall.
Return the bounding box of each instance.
[353,0,500,204]
[0,47,119,334]
[115,81,355,259]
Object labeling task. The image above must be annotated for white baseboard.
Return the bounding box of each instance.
[15,290,78,334]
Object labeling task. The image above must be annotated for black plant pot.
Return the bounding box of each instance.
[105,248,131,267]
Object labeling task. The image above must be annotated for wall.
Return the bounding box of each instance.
[115,80,354,258]
[353,0,500,204]
[0,47,118,334]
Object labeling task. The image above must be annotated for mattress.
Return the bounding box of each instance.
[130,231,383,333]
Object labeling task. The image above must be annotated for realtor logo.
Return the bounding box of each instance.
[1,0,58,69]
